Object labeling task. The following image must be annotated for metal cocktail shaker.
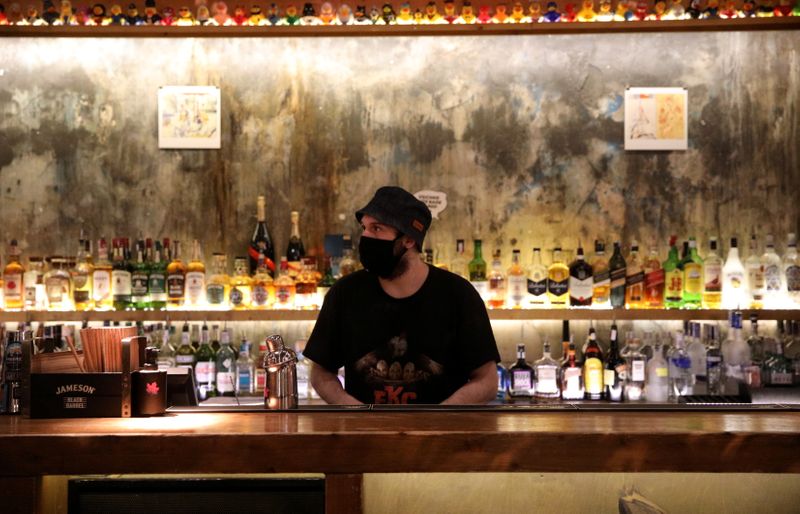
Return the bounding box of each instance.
[263,335,298,410]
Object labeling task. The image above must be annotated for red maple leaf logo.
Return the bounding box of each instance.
[146,382,160,395]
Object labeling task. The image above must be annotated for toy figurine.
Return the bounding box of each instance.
[576,0,597,20]
[142,0,160,23]
[718,0,739,16]
[646,0,666,18]
[5,2,22,23]
[755,0,775,15]
[334,3,353,23]
[73,4,90,23]
[561,2,576,19]
[247,4,264,24]
[613,0,626,19]
[476,4,491,21]
[352,4,370,22]
[299,2,321,24]
[423,1,444,22]
[263,2,278,23]
[55,0,75,24]
[702,0,720,17]
[455,0,476,22]
[314,1,333,23]
[160,5,175,24]
[632,0,648,19]
[89,3,109,24]
[686,0,702,17]
[596,0,612,19]
[740,0,757,14]
[276,3,299,23]
[507,1,526,20]
[664,0,685,18]
[0,4,7,24]
[379,3,395,23]
[125,3,142,24]
[173,5,194,24]
[792,0,800,15]
[413,7,423,22]
[42,0,59,23]
[395,2,413,23]
[442,0,457,21]
[369,6,383,23]
[526,1,542,21]
[774,0,792,14]
[108,3,128,23]
[23,4,45,24]
[227,4,245,24]
[542,0,560,20]
[491,3,508,20]
[196,3,211,23]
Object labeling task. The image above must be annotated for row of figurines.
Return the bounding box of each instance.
[2,0,798,27]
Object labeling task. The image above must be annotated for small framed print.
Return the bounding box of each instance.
[158,86,221,149]
[624,87,688,151]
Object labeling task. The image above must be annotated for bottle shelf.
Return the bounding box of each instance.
[1,308,799,323]
[0,17,797,38]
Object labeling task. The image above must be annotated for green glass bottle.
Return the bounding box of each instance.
[681,237,704,309]
[663,236,683,309]
[148,241,168,311]
[174,322,196,370]
[111,239,132,311]
[195,323,217,401]
[609,241,627,309]
[215,329,237,397]
[130,242,150,310]
[469,239,488,302]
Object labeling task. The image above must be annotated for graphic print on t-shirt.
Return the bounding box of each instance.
[354,332,444,404]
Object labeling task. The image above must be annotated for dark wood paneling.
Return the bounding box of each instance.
[326,474,363,514]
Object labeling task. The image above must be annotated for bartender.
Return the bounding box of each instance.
[304,186,500,405]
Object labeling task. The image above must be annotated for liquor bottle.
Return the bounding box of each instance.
[663,236,683,309]
[508,343,534,401]
[130,243,150,310]
[174,323,196,370]
[764,337,793,386]
[450,239,468,279]
[621,243,642,309]
[608,241,627,309]
[506,249,527,309]
[70,237,92,311]
[284,210,305,278]
[338,236,358,278]
[23,256,46,311]
[783,233,800,307]
[274,257,297,309]
[91,238,113,311]
[645,339,669,402]
[3,240,25,311]
[195,323,216,401]
[746,314,764,366]
[255,338,268,394]
[43,256,72,311]
[681,238,703,309]
[249,195,276,277]
[184,240,206,309]
[295,342,311,400]
[624,336,646,401]
[559,320,571,365]
[166,240,186,309]
[702,237,723,309]
[205,253,230,309]
[668,331,692,400]
[496,362,508,401]
[190,323,200,350]
[423,248,434,265]
[251,251,275,309]
[295,257,319,309]
[236,340,255,395]
[468,239,489,302]
[215,329,236,397]
[534,338,561,401]
[526,247,548,308]
[761,234,783,308]
[643,244,664,309]
[317,256,337,298]
[546,247,569,308]
[487,250,506,309]
[590,240,610,308]
[706,325,723,395]
[582,327,605,400]
[111,241,132,311]
[745,234,764,309]
[148,241,168,311]
[604,324,625,402]
[157,324,177,370]
[722,237,746,310]
[568,244,593,307]
[686,322,707,383]
[229,257,253,309]
[560,342,584,401]
[722,311,749,381]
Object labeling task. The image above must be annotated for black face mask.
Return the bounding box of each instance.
[358,235,407,278]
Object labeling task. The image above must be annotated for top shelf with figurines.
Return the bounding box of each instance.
[0,1,798,38]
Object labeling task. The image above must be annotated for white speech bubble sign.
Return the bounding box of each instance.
[415,190,448,219]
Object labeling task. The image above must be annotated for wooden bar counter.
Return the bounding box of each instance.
[2,407,800,512]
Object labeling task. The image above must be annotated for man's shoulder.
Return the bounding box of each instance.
[427,265,477,292]
[328,269,375,295]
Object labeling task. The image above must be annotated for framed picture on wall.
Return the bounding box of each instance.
[157,86,221,149]
[624,87,688,151]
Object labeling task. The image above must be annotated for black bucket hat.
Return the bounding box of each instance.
[355,186,432,248]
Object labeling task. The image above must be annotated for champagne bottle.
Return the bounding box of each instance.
[249,195,276,277]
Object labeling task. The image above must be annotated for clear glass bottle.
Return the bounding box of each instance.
[764,338,793,386]
[590,240,610,308]
[195,323,217,401]
[184,240,206,309]
[338,235,358,278]
[274,257,297,309]
[722,237,747,310]
[686,321,707,384]
[746,314,764,366]
[157,323,177,370]
[546,247,569,308]
[604,324,626,402]
[3,240,25,311]
[761,234,783,308]
[251,251,275,309]
[317,256,336,299]
[130,242,149,311]
[91,238,114,311]
[205,253,230,309]
[286,210,306,279]
[643,244,665,309]
[148,241,168,311]
[702,237,723,309]
[44,256,73,311]
[668,331,692,400]
[506,249,526,309]
[722,311,750,382]
[295,341,311,400]
[236,340,255,395]
[645,339,669,402]
[166,240,186,309]
[111,241,132,311]
[450,239,468,279]
[706,325,723,395]
[533,338,560,401]
[174,323,196,370]
[526,247,549,308]
[508,343,534,401]
[496,362,508,401]
[582,327,605,400]
[228,257,253,309]
[23,256,46,311]
[625,337,646,401]
[487,250,506,309]
[783,233,800,307]
[569,243,593,307]
[663,236,683,309]
[469,239,488,302]
[295,257,319,310]
[215,329,236,397]
[561,341,584,401]
[624,242,644,309]
[608,241,627,309]
[682,237,704,309]
[745,234,764,309]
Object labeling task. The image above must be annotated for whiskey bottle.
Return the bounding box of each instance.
[604,324,625,402]
[722,237,746,310]
[148,241,168,311]
[3,240,25,311]
[624,242,645,309]
[274,257,297,309]
[286,210,306,278]
[450,239,468,279]
[111,240,132,311]
[745,234,764,309]
[681,237,704,309]
[206,253,230,309]
[487,250,506,309]
[526,248,548,308]
[338,235,358,278]
[229,257,253,309]
[582,327,605,400]
[91,238,113,311]
[663,236,683,309]
[166,240,186,309]
[546,247,569,308]
[508,343,534,401]
[251,251,275,309]
[702,237,723,309]
[643,244,665,309]
[249,195,276,277]
[23,256,46,311]
[72,238,93,311]
[533,338,560,401]
[184,240,206,309]
[295,257,319,309]
[568,243,593,307]
[590,240,610,308]
[130,242,150,310]
[506,249,527,309]
[561,341,584,401]
[608,241,627,309]
[468,239,488,302]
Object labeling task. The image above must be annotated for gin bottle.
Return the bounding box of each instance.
[646,340,669,402]
[508,344,534,401]
[295,342,311,400]
[668,331,692,400]
[468,239,488,303]
[215,329,236,397]
[625,337,646,401]
[686,322,707,383]
[496,363,509,401]
[722,311,750,382]
[533,338,560,401]
[236,339,255,395]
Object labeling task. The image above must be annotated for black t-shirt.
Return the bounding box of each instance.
[304,265,500,404]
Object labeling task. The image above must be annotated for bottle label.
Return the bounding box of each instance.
[167,274,185,298]
[297,378,309,399]
[45,277,68,303]
[195,361,216,383]
[706,355,722,369]
[471,280,489,299]
[175,354,194,367]
[631,360,645,382]
[131,272,149,296]
[665,269,683,300]
[230,286,244,306]
[73,289,90,304]
[610,267,626,290]
[604,369,616,388]
[747,266,765,296]
[645,268,665,288]
[256,368,266,392]
[727,271,744,290]
[296,282,317,295]
[593,270,610,285]
[185,272,205,301]
[4,273,22,300]
[584,358,604,394]
[547,278,569,297]
[92,271,111,302]
[771,372,793,385]
[684,263,703,294]
[72,271,88,289]
[563,368,582,397]
[252,284,270,306]
[764,265,781,291]
[207,283,226,305]
[149,272,167,295]
[704,263,722,292]
[655,366,668,378]
[626,271,645,286]
[238,369,252,391]
[216,372,235,392]
[511,370,532,393]
[786,265,800,292]
[111,270,132,296]
[536,368,558,393]
[569,276,593,302]
[526,278,547,297]
[508,275,527,305]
